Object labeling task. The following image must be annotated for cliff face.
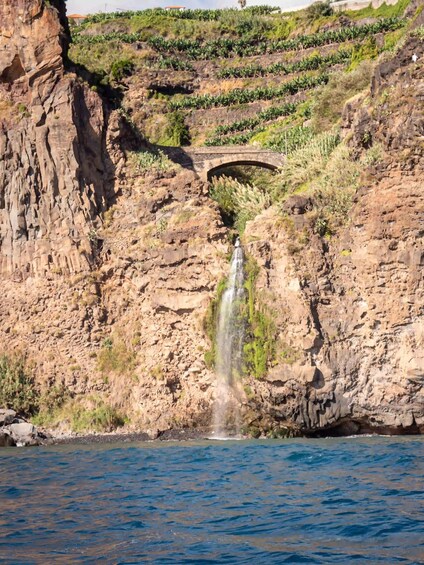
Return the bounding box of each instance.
[0,0,423,436]
[243,35,424,435]
[0,0,122,278]
[0,0,228,434]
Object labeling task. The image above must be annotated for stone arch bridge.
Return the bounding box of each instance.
[164,146,285,181]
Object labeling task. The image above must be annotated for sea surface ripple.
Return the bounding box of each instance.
[1,436,423,563]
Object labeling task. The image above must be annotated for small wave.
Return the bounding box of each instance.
[206,435,244,441]
[0,438,422,563]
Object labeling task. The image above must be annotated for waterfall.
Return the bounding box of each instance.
[213,239,246,438]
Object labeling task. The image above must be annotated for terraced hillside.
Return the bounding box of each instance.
[69,1,418,149]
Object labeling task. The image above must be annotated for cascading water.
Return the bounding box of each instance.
[213,239,246,438]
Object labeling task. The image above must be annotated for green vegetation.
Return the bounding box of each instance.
[279,130,341,192]
[243,256,277,379]
[68,3,411,148]
[69,41,132,75]
[17,103,30,117]
[155,56,194,71]
[311,61,373,132]
[206,103,298,145]
[209,176,271,233]
[218,48,352,79]
[305,0,334,22]
[110,58,135,81]
[0,354,39,416]
[310,142,382,235]
[97,336,136,375]
[345,0,411,20]
[147,18,403,59]
[170,73,329,110]
[72,17,404,61]
[69,399,126,433]
[159,111,190,146]
[203,278,228,369]
[31,384,69,428]
[129,148,175,173]
[206,128,264,147]
[216,104,298,136]
[349,37,379,70]
[209,101,312,148]
[264,125,315,154]
[34,395,127,432]
[411,24,424,39]
[78,6,279,26]
[203,255,277,380]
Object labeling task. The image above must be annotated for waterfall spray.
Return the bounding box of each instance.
[213,239,246,437]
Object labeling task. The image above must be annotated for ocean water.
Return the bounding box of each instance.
[1,437,423,564]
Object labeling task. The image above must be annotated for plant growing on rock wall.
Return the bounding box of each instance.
[110,58,135,82]
[242,256,277,379]
[311,61,373,132]
[203,255,277,379]
[203,278,228,368]
[310,142,383,235]
[163,111,190,146]
[97,336,136,375]
[130,149,174,173]
[209,176,271,233]
[68,398,126,433]
[279,129,340,193]
[0,355,39,416]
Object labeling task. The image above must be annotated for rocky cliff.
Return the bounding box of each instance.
[0,0,422,437]
[243,32,424,436]
[0,0,124,278]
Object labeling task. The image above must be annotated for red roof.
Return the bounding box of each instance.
[68,14,86,19]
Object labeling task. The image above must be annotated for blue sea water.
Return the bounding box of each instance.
[0,436,423,564]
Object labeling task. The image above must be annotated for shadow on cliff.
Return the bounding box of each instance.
[154,145,196,173]
[68,61,124,109]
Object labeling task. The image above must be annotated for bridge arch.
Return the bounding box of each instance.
[181,146,285,182]
[207,159,280,181]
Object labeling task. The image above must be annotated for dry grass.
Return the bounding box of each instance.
[280,129,340,191]
[0,96,19,123]
[311,61,373,132]
[197,77,248,96]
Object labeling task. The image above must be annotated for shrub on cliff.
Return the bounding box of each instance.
[279,130,340,193]
[162,112,190,146]
[70,400,126,433]
[209,176,271,233]
[129,149,175,173]
[311,61,373,132]
[310,142,382,235]
[0,355,39,416]
[110,58,135,82]
[305,1,333,23]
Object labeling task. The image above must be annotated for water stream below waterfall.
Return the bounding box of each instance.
[213,239,246,437]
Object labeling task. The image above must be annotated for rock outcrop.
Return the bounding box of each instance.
[0,409,44,446]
